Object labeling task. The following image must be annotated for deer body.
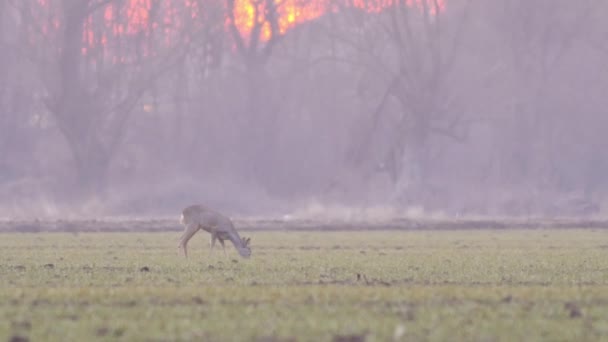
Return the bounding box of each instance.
[178,205,251,258]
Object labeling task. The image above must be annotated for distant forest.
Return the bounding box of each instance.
[1,0,607,218]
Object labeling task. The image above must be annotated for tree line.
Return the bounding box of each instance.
[1,0,607,217]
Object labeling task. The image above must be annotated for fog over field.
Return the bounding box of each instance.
[1,0,607,220]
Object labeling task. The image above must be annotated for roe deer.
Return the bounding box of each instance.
[178,205,251,258]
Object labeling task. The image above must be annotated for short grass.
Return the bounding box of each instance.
[1,229,608,341]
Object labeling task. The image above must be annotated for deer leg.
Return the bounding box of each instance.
[219,239,226,257]
[210,234,217,254]
[178,224,199,258]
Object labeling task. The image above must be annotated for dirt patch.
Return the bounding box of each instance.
[8,336,29,342]
[192,297,207,305]
[11,321,32,330]
[255,337,297,342]
[30,299,51,307]
[96,327,110,337]
[332,333,366,342]
[299,246,321,250]
[565,302,583,318]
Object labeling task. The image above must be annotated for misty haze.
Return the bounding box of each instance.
[1,1,608,341]
[1,0,606,220]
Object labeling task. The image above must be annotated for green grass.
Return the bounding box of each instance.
[1,229,607,341]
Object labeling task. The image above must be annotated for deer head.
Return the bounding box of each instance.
[237,237,251,258]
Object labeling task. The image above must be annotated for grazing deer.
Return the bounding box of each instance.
[178,205,251,258]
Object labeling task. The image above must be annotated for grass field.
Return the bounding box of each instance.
[1,229,608,341]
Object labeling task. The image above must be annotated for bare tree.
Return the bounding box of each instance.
[0,1,29,178]
[225,0,285,188]
[483,0,600,207]
[322,0,473,205]
[13,0,187,197]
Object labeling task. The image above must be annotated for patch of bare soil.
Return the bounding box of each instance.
[332,333,367,342]
[94,326,126,338]
[565,302,583,318]
[11,321,32,330]
[255,336,297,342]
[9,336,29,342]
[192,297,207,305]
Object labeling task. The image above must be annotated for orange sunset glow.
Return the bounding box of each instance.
[34,0,445,56]
[227,0,445,40]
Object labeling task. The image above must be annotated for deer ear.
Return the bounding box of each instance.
[244,237,251,246]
